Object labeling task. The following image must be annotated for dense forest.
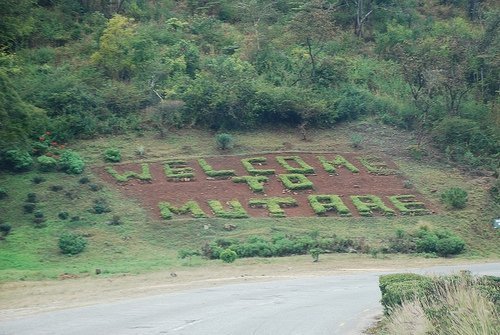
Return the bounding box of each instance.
[0,0,498,169]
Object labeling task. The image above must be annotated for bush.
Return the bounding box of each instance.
[103,148,121,162]
[198,159,235,178]
[58,211,69,220]
[241,157,275,176]
[93,198,111,214]
[23,202,36,213]
[37,155,57,171]
[435,236,465,256]
[216,133,234,150]
[0,223,12,236]
[50,185,63,192]
[276,156,315,174]
[219,248,237,263]
[106,164,152,182]
[0,187,7,199]
[278,174,314,190]
[58,232,87,255]
[26,193,37,203]
[79,176,90,184]
[59,151,85,174]
[441,187,468,209]
[32,176,46,184]
[3,149,33,171]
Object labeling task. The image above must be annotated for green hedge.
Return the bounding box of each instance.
[37,155,57,172]
[249,197,297,217]
[318,155,359,174]
[278,173,314,190]
[358,155,397,175]
[380,275,433,314]
[198,158,235,178]
[308,195,351,216]
[232,175,268,192]
[164,160,194,180]
[276,156,315,174]
[208,199,249,218]
[241,157,275,176]
[351,195,395,216]
[158,200,207,220]
[388,195,430,215]
[105,163,152,182]
[58,151,85,174]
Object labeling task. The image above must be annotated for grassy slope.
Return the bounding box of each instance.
[0,120,498,281]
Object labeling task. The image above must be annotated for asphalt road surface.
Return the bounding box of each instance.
[1,263,499,335]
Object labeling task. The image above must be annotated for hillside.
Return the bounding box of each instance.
[0,0,499,281]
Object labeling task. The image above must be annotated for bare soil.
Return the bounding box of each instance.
[95,152,434,219]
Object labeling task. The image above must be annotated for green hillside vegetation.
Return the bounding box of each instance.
[0,1,499,281]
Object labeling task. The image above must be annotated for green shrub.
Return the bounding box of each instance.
[216,133,234,150]
[198,159,235,178]
[388,195,430,215]
[441,187,468,209]
[93,198,111,214]
[415,231,439,253]
[23,202,36,213]
[37,155,57,171]
[78,176,90,184]
[106,164,152,182]
[220,248,237,263]
[241,157,275,176]
[310,248,322,262]
[249,197,297,218]
[26,193,37,203]
[351,195,395,217]
[158,200,207,220]
[59,151,85,174]
[3,149,33,171]
[308,195,351,216]
[318,155,359,174]
[207,200,249,218]
[276,156,315,174]
[0,188,7,199]
[380,276,433,314]
[58,232,87,255]
[108,215,122,225]
[32,176,46,184]
[232,176,268,192]
[89,183,102,191]
[435,236,465,256]
[350,134,363,148]
[0,223,12,236]
[58,211,69,220]
[103,148,121,162]
[278,174,314,190]
[164,160,194,180]
[50,185,63,192]
[358,155,397,175]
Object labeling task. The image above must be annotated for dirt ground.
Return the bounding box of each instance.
[96,152,434,219]
[1,255,494,321]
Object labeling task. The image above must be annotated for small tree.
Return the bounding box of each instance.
[441,187,468,209]
[59,232,87,255]
[216,133,234,150]
[310,248,322,262]
[220,248,237,263]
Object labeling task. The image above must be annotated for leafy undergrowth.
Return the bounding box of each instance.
[1,125,498,282]
[373,272,499,335]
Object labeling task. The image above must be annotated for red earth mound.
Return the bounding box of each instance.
[95,152,434,219]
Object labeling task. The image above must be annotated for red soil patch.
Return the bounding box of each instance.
[95,152,434,219]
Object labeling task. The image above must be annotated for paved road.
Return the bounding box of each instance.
[1,263,499,335]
